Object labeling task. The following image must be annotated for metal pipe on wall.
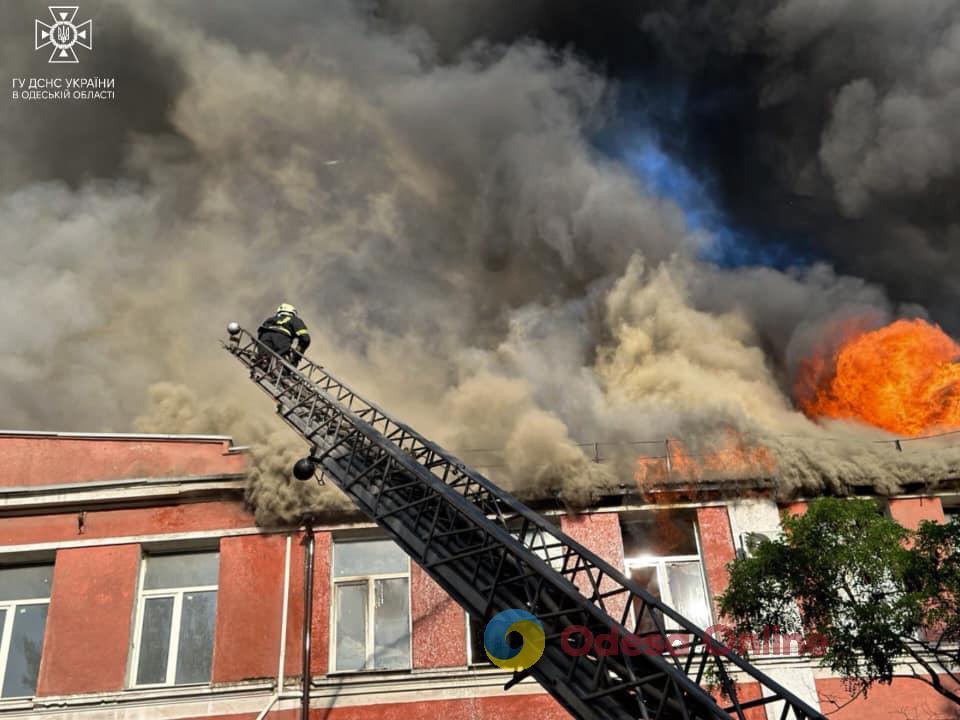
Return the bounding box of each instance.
[300,521,315,720]
[278,534,293,685]
[256,533,294,720]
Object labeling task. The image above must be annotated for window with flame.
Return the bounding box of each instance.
[332,538,410,672]
[0,564,53,698]
[620,510,712,635]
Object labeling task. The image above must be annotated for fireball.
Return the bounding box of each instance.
[796,319,960,436]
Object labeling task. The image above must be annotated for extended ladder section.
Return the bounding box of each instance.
[224,329,825,720]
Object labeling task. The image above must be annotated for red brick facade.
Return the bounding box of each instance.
[1,432,957,719]
[36,544,140,695]
[212,533,289,683]
[695,506,737,618]
[0,432,246,487]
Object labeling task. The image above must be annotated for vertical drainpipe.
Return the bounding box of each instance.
[255,533,293,720]
[301,520,316,720]
[278,534,293,685]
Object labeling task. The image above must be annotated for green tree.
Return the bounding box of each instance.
[718,497,960,707]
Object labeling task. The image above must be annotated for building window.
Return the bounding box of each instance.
[332,538,410,672]
[130,551,219,687]
[621,510,712,634]
[467,614,488,666]
[465,521,565,667]
[0,564,53,698]
[511,522,566,571]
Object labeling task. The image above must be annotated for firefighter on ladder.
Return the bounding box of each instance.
[257,303,311,366]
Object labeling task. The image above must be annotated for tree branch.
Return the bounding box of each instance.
[897,635,960,706]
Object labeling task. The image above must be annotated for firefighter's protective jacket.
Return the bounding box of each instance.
[258,312,311,351]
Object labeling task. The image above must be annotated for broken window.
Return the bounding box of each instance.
[621,510,712,635]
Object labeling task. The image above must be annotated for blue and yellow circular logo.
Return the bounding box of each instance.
[483,609,545,671]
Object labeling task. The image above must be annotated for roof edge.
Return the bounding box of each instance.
[0,429,239,444]
[0,472,249,497]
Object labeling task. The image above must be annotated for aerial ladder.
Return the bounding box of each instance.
[224,326,825,720]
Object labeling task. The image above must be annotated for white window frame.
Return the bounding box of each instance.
[128,553,218,688]
[330,540,411,673]
[514,525,566,571]
[462,525,564,667]
[466,612,488,666]
[623,521,712,632]
[0,592,51,699]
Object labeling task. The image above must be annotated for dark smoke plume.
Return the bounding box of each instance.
[392,0,960,331]
[3,0,958,523]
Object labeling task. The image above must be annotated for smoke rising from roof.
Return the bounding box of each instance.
[3,1,958,523]
[434,0,960,329]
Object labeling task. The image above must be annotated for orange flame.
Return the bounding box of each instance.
[796,318,960,436]
[635,431,777,487]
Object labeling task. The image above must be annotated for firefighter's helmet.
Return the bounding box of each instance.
[276,303,297,315]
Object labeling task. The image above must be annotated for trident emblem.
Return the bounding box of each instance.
[35,6,92,64]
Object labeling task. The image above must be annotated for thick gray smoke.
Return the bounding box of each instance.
[480,0,960,331]
[2,1,957,524]
[385,0,960,328]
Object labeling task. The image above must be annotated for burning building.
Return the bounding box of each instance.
[0,424,957,720]
[3,0,960,717]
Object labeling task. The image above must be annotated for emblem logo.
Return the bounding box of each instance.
[35,6,93,64]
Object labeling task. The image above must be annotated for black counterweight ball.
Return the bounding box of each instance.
[293,457,316,481]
